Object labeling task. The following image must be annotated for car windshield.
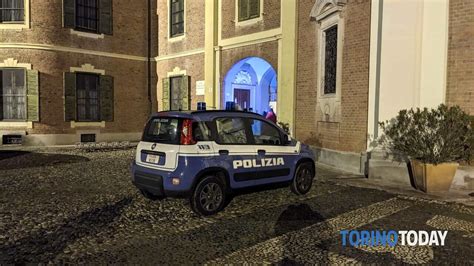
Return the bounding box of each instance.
[143,117,180,144]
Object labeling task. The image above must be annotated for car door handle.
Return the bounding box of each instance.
[219,150,229,155]
[257,149,266,155]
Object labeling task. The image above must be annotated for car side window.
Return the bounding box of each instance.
[215,117,248,144]
[193,121,213,141]
[249,119,282,145]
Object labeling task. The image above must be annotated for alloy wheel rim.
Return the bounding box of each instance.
[199,183,223,212]
[297,168,312,191]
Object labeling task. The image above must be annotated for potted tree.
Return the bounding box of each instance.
[379,104,473,193]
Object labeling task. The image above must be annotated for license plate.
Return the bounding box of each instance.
[145,154,160,164]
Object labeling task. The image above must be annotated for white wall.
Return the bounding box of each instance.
[368,0,450,147]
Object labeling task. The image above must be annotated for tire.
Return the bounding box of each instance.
[290,162,314,195]
[140,189,164,201]
[190,175,227,216]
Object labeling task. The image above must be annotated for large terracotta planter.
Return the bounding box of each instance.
[410,160,458,193]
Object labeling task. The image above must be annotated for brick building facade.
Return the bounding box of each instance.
[0,0,157,145]
[156,0,473,174]
[446,0,474,114]
[1,0,472,176]
[155,0,372,172]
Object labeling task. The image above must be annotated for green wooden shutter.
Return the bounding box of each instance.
[162,78,170,111]
[26,70,39,122]
[64,72,76,121]
[180,75,190,111]
[0,70,3,120]
[99,75,114,121]
[99,0,113,35]
[249,0,260,19]
[63,0,75,28]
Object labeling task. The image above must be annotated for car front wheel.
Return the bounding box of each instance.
[291,162,314,195]
[190,175,226,216]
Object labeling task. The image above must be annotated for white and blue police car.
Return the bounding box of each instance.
[131,110,316,216]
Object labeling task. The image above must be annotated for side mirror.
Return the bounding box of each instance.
[283,134,291,144]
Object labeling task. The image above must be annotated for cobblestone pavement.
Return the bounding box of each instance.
[0,148,473,264]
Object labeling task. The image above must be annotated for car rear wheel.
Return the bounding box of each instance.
[190,175,226,216]
[291,162,314,195]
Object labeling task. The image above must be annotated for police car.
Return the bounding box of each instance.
[131,110,316,216]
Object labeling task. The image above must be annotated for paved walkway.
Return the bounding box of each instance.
[316,163,474,206]
[0,148,473,264]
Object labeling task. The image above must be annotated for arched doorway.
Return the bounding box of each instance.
[223,57,277,114]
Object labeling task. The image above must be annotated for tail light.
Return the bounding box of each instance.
[180,119,196,145]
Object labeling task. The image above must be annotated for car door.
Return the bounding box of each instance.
[248,118,298,186]
[212,116,258,189]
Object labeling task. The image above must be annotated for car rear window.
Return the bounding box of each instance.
[143,117,180,144]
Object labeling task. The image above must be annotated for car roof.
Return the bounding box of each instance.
[152,110,267,120]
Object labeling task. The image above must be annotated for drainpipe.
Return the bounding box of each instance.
[147,0,153,114]
[373,0,384,140]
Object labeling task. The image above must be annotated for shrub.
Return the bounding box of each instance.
[379,104,473,164]
[278,122,290,134]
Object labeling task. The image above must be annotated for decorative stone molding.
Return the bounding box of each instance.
[167,66,187,77]
[70,64,105,75]
[233,70,253,85]
[0,58,32,69]
[310,0,347,22]
[0,43,149,61]
[312,0,346,123]
[0,121,33,129]
[70,29,105,39]
[71,121,106,128]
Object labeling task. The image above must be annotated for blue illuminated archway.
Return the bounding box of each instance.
[223,57,277,114]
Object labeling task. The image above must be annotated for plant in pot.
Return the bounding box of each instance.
[379,104,473,193]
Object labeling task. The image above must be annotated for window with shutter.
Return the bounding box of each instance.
[0,0,24,23]
[76,73,100,122]
[63,0,113,35]
[169,0,184,37]
[238,0,260,22]
[0,68,26,121]
[169,75,190,111]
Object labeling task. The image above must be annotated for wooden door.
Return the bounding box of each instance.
[234,89,250,110]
